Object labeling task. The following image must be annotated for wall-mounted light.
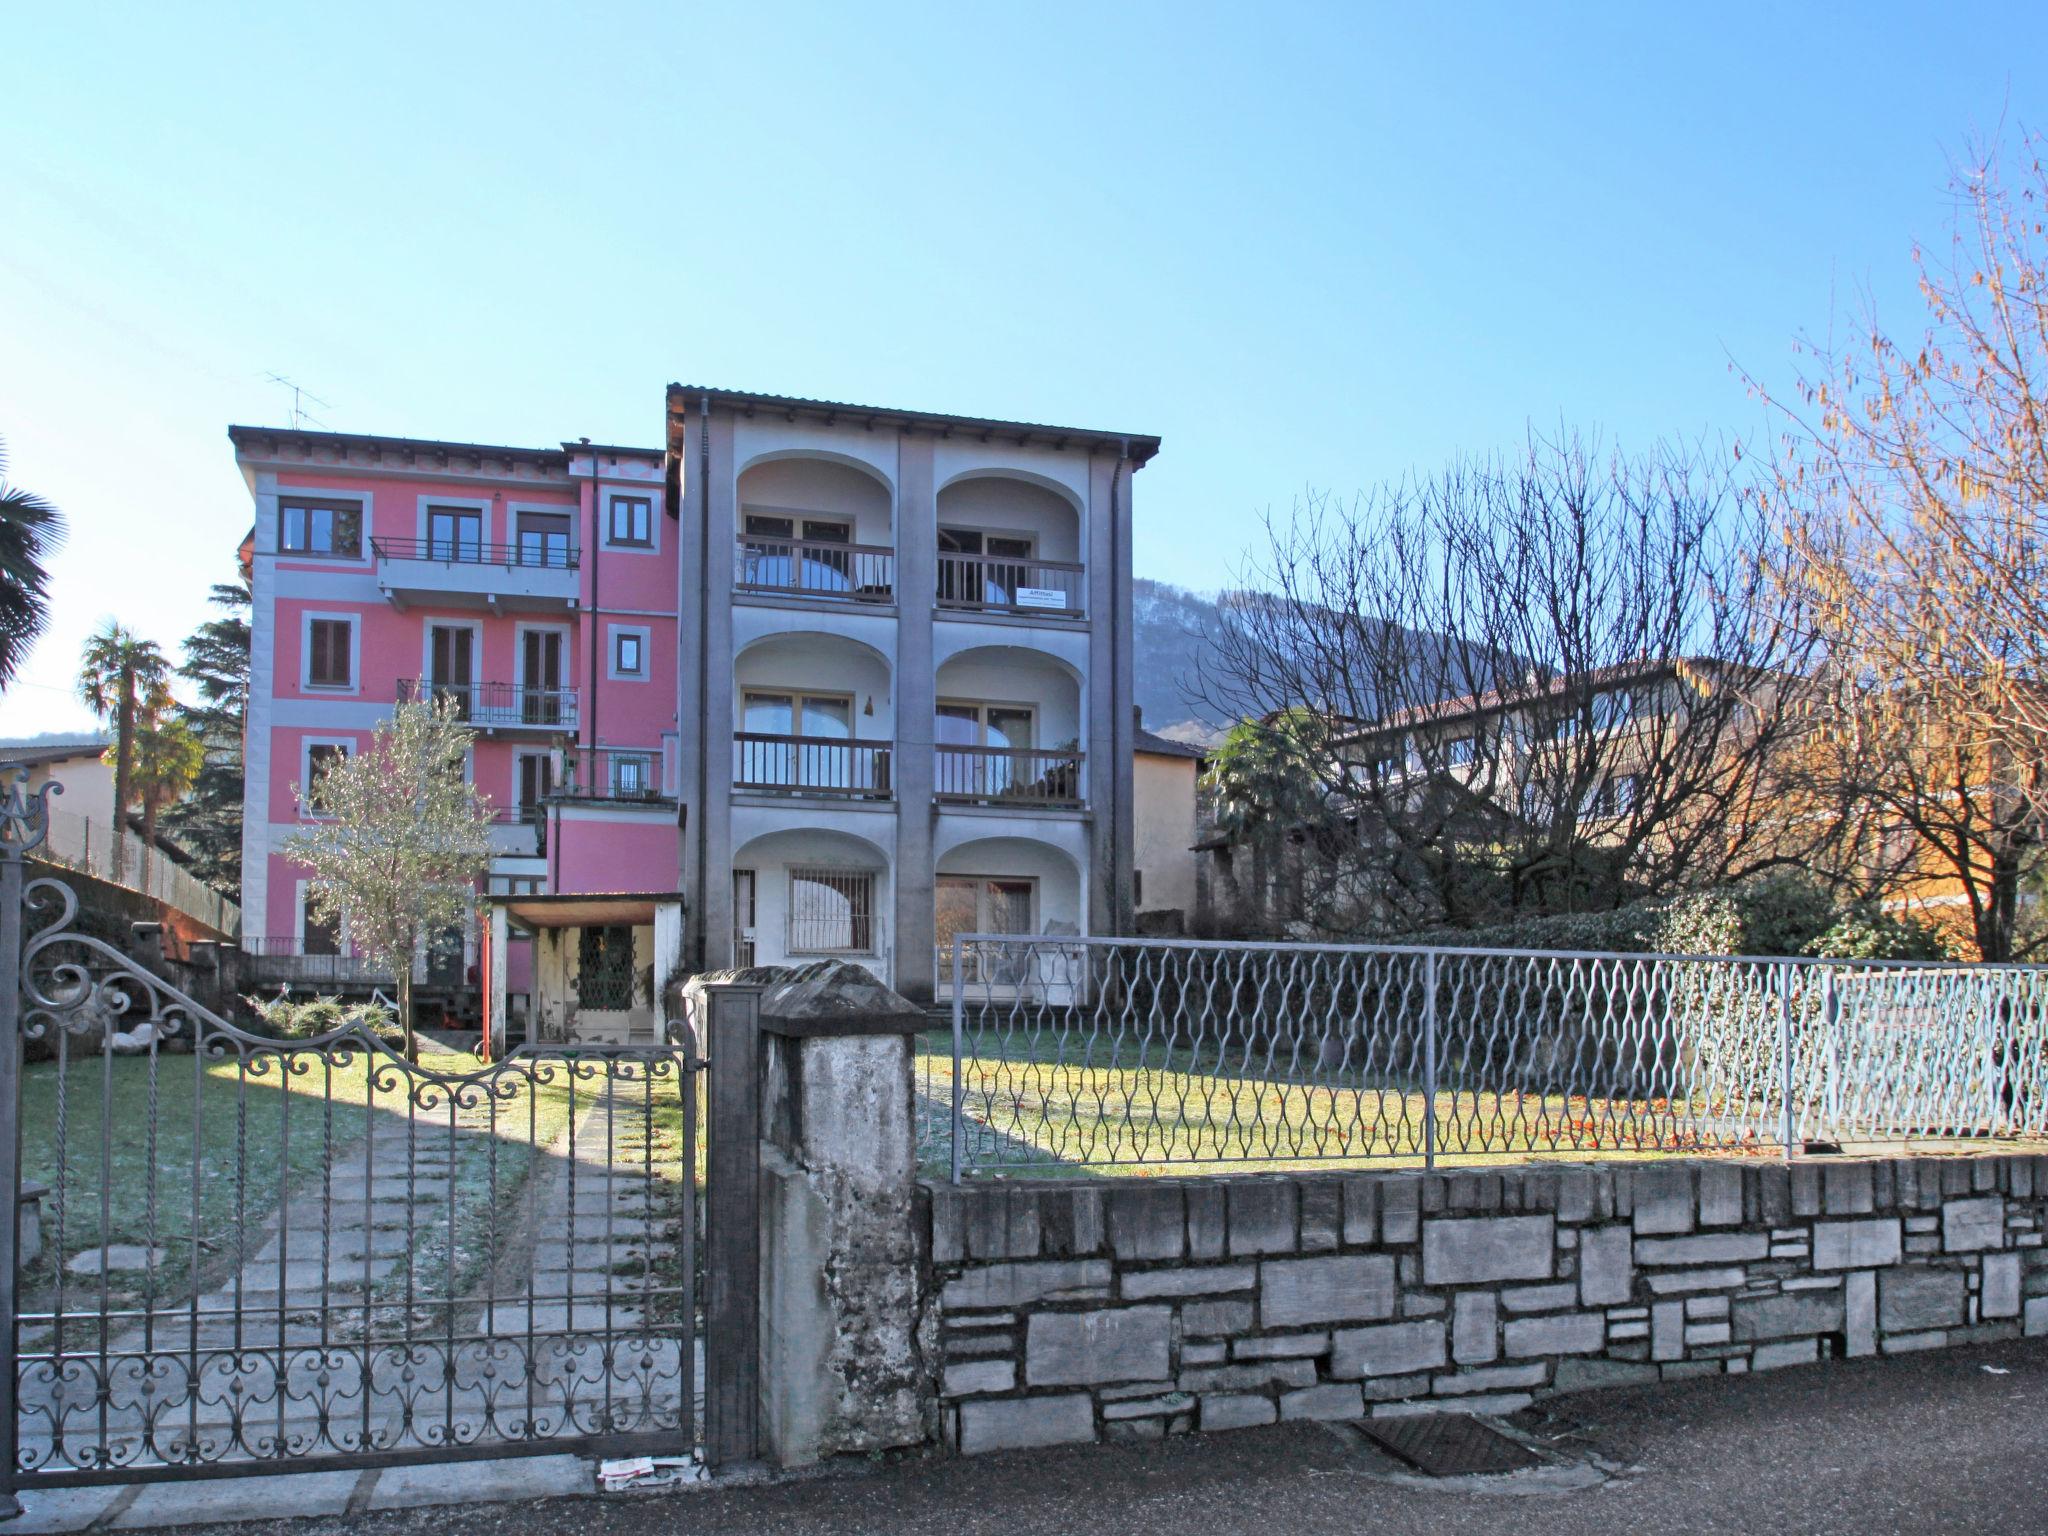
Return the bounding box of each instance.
[863,696,875,717]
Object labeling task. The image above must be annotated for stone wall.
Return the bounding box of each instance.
[924,1155,2048,1454]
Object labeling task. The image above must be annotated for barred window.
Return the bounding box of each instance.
[787,869,875,955]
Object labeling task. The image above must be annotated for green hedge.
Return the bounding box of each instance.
[1399,874,1954,961]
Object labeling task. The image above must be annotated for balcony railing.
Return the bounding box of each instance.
[552,745,672,803]
[734,734,893,798]
[240,938,393,988]
[934,745,1084,806]
[398,679,579,731]
[735,535,895,602]
[372,536,579,570]
[937,554,1085,616]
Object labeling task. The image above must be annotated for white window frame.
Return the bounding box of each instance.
[512,749,555,815]
[507,500,578,568]
[276,492,370,564]
[602,489,660,553]
[421,619,483,690]
[607,624,652,682]
[299,610,361,695]
[298,735,356,819]
[513,622,574,691]
[415,494,493,557]
[294,877,348,954]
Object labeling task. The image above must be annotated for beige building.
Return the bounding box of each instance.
[1132,716,1206,931]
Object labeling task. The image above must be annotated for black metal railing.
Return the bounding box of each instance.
[734,535,895,601]
[934,745,1083,805]
[936,553,1085,615]
[733,734,893,797]
[553,746,671,802]
[397,679,579,730]
[239,937,394,986]
[372,536,580,570]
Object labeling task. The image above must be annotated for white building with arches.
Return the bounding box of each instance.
[668,384,1160,1004]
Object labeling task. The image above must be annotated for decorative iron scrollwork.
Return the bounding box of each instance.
[0,762,59,859]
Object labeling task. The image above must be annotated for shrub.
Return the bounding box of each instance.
[244,993,402,1045]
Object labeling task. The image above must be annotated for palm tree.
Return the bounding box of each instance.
[77,623,171,882]
[0,437,67,690]
[128,699,205,893]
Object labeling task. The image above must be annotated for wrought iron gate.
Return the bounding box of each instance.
[0,771,704,1501]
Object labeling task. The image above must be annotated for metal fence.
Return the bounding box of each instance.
[34,807,238,939]
[929,935,2048,1178]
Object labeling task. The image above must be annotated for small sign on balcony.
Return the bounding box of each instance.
[1016,587,1067,610]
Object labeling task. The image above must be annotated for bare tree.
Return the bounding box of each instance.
[1751,137,2048,959]
[1199,431,1829,936]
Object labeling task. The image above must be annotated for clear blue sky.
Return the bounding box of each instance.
[2,1,2038,735]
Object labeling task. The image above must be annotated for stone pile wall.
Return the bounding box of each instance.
[924,1155,2048,1454]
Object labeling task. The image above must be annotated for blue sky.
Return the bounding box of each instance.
[2,1,2038,735]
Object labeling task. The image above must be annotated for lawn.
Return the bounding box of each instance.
[914,1027,1774,1178]
[15,1037,668,1320]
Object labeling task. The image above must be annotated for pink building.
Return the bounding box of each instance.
[232,427,681,1034]
[232,388,1160,1041]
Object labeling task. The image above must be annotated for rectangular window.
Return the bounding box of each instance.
[516,753,554,815]
[516,511,573,568]
[608,495,652,546]
[788,869,875,954]
[1445,734,1476,767]
[280,499,362,557]
[307,619,353,688]
[935,875,1034,981]
[301,886,340,956]
[304,742,348,812]
[613,631,644,676]
[610,753,654,798]
[427,505,483,562]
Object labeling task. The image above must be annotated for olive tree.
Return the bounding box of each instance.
[283,698,492,1052]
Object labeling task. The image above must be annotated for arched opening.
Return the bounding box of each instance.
[935,836,1085,1000]
[935,473,1084,616]
[932,645,1085,806]
[733,632,894,797]
[737,455,895,603]
[731,828,893,983]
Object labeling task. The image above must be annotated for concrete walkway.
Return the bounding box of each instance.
[21,1333,2046,1535]
[21,1072,693,1477]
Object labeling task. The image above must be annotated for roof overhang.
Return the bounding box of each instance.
[489,891,684,930]
[664,384,1161,467]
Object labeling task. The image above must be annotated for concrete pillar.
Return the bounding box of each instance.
[892,433,937,1003]
[652,899,686,1039]
[750,967,932,1467]
[487,904,510,1056]
[1084,450,1136,937]
[684,407,739,972]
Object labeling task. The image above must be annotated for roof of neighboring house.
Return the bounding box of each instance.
[1135,728,1208,761]
[665,384,1162,466]
[0,738,110,768]
[1335,655,1762,742]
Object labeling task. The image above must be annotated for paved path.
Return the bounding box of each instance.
[19,1072,694,1477]
[24,1334,2047,1535]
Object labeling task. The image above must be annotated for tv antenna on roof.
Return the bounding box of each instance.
[263,372,332,430]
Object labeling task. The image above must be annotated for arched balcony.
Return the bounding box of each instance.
[935,473,1084,617]
[933,645,1084,808]
[736,454,895,604]
[733,632,894,798]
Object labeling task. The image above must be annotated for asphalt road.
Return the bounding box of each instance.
[180,1335,2048,1536]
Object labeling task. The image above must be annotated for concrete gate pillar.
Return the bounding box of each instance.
[684,962,932,1470]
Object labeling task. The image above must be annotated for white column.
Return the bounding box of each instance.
[488,904,510,1056]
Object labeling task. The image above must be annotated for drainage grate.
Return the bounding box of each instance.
[1357,1413,1542,1477]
